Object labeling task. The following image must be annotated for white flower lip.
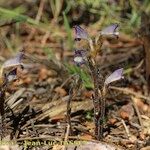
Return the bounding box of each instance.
[73,49,87,66]
[74,56,84,63]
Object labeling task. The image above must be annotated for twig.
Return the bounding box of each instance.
[66,75,81,135]
[110,86,150,103]
[41,0,64,47]
[27,0,46,40]
[31,119,39,137]
[131,97,144,130]
[24,53,68,81]
[121,119,130,138]
[41,31,50,47]
[62,124,70,150]
[111,86,144,131]
[16,136,62,142]
[66,86,73,135]
[0,20,18,27]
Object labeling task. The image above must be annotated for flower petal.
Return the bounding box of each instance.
[74,56,84,63]
[74,49,87,66]
[2,50,24,69]
[105,68,123,85]
[100,24,119,36]
[6,68,18,83]
[73,25,89,40]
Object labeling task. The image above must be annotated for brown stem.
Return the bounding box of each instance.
[0,88,5,139]
[66,86,73,135]
[98,87,106,140]
[66,75,81,135]
[97,101,104,139]
[87,58,101,139]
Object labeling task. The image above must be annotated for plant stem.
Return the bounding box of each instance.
[100,100,105,139]
[66,75,81,135]
[98,86,106,140]
[0,89,5,139]
[87,58,101,139]
[66,86,73,135]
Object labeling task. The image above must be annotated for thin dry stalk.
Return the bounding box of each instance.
[131,97,144,130]
[66,86,73,135]
[66,75,81,136]
[62,124,70,150]
[27,0,46,40]
[110,86,150,103]
[121,119,130,138]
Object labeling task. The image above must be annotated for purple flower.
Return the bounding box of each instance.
[74,49,87,66]
[5,68,18,83]
[100,24,119,37]
[104,68,123,85]
[73,25,89,41]
[2,50,24,69]
[2,68,18,86]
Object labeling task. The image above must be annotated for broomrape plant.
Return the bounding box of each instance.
[73,24,123,140]
[0,49,24,133]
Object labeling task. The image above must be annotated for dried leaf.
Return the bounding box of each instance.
[38,67,49,81]
[108,118,117,125]
[141,146,150,150]
[83,90,93,98]
[119,103,134,120]
[133,97,149,112]
[54,87,67,96]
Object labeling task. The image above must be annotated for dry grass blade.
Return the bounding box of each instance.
[131,97,144,130]
[24,53,68,81]
[6,88,26,107]
[110,86,150,103]
[121,119,130,138]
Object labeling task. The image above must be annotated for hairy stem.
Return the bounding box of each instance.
[87,58,101,139]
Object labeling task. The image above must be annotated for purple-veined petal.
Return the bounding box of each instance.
[74,49,87,55]
[104,68,123,85]
[73,25,89,41]
[74,49,87,66]
[6,68,18,83]
[2,68,18,86]
[2,50,24,69]
[100,24,119,36]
